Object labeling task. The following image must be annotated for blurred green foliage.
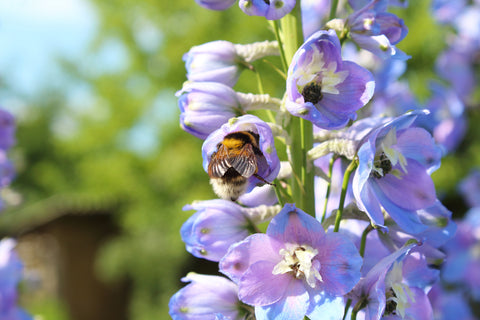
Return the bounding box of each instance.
[1,0,479,319]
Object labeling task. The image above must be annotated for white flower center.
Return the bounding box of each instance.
[385,261,415,318]
[272,245,323,288]
[294,47,349,98]
[372,128,408,178]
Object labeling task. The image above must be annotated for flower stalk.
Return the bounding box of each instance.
[334,158,358,232]
[280,2,315,216]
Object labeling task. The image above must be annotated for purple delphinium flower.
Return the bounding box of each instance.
[202,115,280,196]
[458,169,480,208]
[177,82,242,140]
[286,29,375,129]
[238,0,296,20]
[352,110,443,234]
[349,241,435,320]
[194,0,236,10]
[422,81,466,153]
[431,0,467,24]
[220,203,362,320]
[435,43,476,104]
[346,0,409,60]
[183,40,279,87]
[301,0,330,39]
[441,207,480,300]
[377,200,456,265]
[428,283,476,320]
[0,239,32,320]
[177,81,281,139]
[169,273,253,320]
[0,110,15,151]
[183,41,243,87]
[181,199,279,262]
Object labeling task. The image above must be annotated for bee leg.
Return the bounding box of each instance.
[253,174,276,186]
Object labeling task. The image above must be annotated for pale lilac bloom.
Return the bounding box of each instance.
[441,207,480,300]
[423,81,466,153]
[202,115,280,192]
[435,43,476,103]
[194,0,236,10]
[0,239,32,320]
[183,41,243,87]
[220,203,362,320]
[352,111,442,234]
[349,241,435,320]
[458,169,480,208]
[346,0,409,60]
[181,199,279,261]
[181,200,256,262]
[286,29,375,129]
[0,110,15,151]
[301,0,330,39]
[237,184,277,207]
[428,283,476,320]
[431,0,467,24]
[349,0,408,10]
[454,5,480,48]
[169,273,252,320]
[377,200,456,265]
[177,82,242,139]
[238,0,296,20]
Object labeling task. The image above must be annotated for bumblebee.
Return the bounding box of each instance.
[208,131,274,201]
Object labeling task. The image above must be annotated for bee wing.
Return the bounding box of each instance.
[208,145,231,178]
[229,143,257,178]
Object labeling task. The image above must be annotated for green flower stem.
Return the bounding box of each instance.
[329,0,339,20]
[342,299,352,320]
[333,158,358,232]
[272,20,288,73]
[279,2,315,216]
[321,155,337,223]
[359,224,374,257]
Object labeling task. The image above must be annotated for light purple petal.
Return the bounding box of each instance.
[267,203,325,245]
[220,234,281,283]
[238,260,294,306]
[395,127,442,170]
[374,160,436,211]
[316,233,363,295]
[370,180,428,234]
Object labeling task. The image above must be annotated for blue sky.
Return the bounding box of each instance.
[0,0,98,96]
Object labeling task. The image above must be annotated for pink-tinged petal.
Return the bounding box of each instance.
[267,203,325,245]
[320,61,375,113]
[316,233,363,296]
[395,127,441,169]
[220,234,282,283]
[238,260,295,306]
[254,279,309,320]
[375,160,436,211]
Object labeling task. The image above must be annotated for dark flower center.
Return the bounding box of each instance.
[263,0,270,4]
[384,288,397,315]
[372,152,392,179]
[301,83,323,105]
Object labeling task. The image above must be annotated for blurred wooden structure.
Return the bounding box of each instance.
[0,194,131,320]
